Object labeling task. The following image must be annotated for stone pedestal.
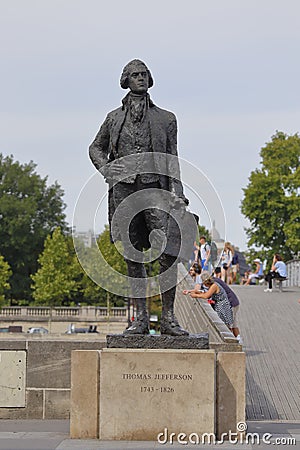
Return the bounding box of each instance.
[106,332,209,349]
[217,352,246,438]
[70,350,100,439]
[100,348,215,440]
[70,348,246,441]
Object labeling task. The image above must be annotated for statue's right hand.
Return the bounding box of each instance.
[101,162,125,182]
[108,162,125,177]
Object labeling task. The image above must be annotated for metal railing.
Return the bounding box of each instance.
[286,259,300,287]
[0,306,127,318]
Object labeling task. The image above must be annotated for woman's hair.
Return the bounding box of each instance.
[274,253,283,261]
[201,271,213,286]
[191,263,202,274]
[120,59,154,89]
[225,242,234,253]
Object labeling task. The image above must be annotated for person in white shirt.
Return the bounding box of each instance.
[199,236,210,271]
[264,253,287,292]
[221,242,233,283]
[188,263,202,287]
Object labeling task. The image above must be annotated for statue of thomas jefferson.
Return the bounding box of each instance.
[89,59,192,336]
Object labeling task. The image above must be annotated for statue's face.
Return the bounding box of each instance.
[128,64,149,94]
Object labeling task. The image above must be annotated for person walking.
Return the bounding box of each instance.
[229,247,239,284]
[221,242,233,283]
[199,236,211,271]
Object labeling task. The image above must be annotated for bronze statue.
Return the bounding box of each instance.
[89,59,193,336]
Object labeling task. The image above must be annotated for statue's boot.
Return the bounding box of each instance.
[123,299,149,335]
[160,287,189,336]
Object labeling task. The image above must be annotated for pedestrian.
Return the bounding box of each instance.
[188,263,202,288]
[214,267,242,343]
[184,272,233,329]
[199,236,211,271]
[229,247,239,284]
[189,241,200,267]
[264,254,287,292]
[245,258,264,285]
[221,242,233,283]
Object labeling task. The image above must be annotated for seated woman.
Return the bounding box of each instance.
[183,272,233,329]
[245,258,264,285]
[264,253,287,292]
[240,270,250,285]
[188,263,202,288]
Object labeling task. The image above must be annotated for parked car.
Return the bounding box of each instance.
[27,327,48,334]
[65,324,98,334]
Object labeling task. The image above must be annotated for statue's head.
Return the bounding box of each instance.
[120,59,154,92]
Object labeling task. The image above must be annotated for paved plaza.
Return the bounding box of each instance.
[235,285,300,421]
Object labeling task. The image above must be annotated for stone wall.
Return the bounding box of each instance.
[0,306,128,335]
[0,336,106,419]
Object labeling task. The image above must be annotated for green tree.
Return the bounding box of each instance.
[73,226,128,306]
[74,243,109,306]
[0,154,67,301]
[198,224,210,241]
[0,255,12,307]
[241,131,300,261]
[97,225,128,276]
[96,226,128,306]
[31,227,78,306]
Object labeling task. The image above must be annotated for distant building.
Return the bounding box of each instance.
[210,220,247,274]
[210,220,225,251]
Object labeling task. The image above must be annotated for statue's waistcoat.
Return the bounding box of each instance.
[117,112,159,184]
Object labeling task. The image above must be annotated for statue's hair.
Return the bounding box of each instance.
[120,59,154,89]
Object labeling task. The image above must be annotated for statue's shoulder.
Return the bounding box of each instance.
[150,104,176,123]
[106,105,124,121]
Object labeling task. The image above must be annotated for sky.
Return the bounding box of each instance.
[1,0,300,251]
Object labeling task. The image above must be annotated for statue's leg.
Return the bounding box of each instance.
[112,181,149,334]
[123,259,149,335]
[159,253,189,336]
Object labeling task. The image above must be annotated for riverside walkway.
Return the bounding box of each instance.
[233,284,300,421]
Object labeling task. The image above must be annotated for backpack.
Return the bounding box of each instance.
[232,253,239,265]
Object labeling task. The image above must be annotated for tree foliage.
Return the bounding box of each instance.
[73,226,128,306]
[97,225,128,277]
[0,255,12,307]
[0,154,67,301]
[31,227,78,306]
[241,131,300,261]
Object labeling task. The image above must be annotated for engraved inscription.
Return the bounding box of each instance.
[141,386,175,393]
[122,373,193,381]
[122,372,193,394]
